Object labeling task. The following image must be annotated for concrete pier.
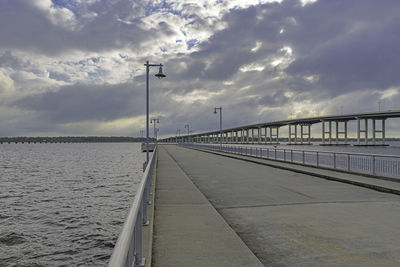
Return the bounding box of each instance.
[153,145,400,266]
[152,147,263,266]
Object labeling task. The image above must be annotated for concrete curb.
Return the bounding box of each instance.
[186,147,400,196]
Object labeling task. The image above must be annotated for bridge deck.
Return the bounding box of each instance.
[153,145,400,266]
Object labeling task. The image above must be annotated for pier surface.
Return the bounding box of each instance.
[153,145,400,266]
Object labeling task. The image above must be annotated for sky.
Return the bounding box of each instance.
[0,0,400,138]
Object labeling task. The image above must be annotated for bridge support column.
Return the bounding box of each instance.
[300,124,312,144]
[321,120,349,146]
[355,118,387,146]
[321,120,333,145]
[382,119,386,145]
[263,127,268,144]
[269,127,279,144]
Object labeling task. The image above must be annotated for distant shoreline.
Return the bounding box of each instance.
[0,136,152,143]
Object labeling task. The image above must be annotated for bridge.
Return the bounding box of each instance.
[109,143,400,266]
[160,110,400,146]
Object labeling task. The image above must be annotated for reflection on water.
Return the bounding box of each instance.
[0,143,144,267]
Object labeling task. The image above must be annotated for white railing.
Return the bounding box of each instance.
[185,144,400,178]
[108,146,157,267]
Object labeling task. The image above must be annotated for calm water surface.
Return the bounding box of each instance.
[0,143,145,267]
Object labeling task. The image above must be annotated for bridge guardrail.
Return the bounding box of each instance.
[108,146,157,267]
[184,144,400,178]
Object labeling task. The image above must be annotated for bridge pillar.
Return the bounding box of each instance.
[263,127,267,143]
[288,124,298,145]
[321,120,349,146]
[355,118,387,146]
[301,124,312,144]
[269,127,279,144]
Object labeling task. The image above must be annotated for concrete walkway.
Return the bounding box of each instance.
[152,147,263,267]
[190,146,400,195]
[157,145,400,266]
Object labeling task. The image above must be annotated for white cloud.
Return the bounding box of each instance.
[300,0,318,7]
[0,69,15,97]
[32,0,78,30]
[380,87,399,100]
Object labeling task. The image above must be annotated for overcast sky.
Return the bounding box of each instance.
[1,0,400,137]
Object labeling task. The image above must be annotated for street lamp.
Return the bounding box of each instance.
[185,124,190,143]
[144,61,166,165]
[150,118,160,143]
[214,107,222,149]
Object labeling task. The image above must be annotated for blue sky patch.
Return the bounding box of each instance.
[187,39,200,50]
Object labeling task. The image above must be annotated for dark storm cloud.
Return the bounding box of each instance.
[284,0,400,94]
[0,51,32,69]
[13,82,145,123]
[168,0,400,98]
[0,0,169,55]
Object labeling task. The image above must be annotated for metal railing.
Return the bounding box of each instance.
[108,146,157,267]
[184,144,400,178]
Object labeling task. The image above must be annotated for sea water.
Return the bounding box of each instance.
[0,143,145,267]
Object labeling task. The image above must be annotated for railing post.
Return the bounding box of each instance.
[333,153,336,169]
[347,153,350,171]
[283,149,286,161]
[316,152,319,167]
[302,151,305,164]
[274,148,277,160]
[372,155,376,175]
[291,150,293,162]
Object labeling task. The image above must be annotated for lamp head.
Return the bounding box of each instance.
[155,65,166,79]
[213,108,217,114]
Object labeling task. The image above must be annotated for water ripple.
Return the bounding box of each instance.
[0,143,144,266]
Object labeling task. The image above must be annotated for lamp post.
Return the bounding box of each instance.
[144,61,166,165]
[214,107,222,149]
[185,124,190,143]
[150,118,160,143]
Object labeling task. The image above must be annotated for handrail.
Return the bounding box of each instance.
[108,146,157,267]
[184,144,400,178]
[197,143,400,158]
